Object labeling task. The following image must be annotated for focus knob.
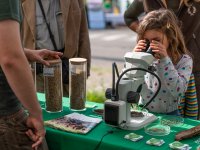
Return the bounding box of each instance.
[105,88,112,99]
[127,91,140,103]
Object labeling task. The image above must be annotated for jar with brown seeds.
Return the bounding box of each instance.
[44,59,63,112]
[69,58,87,111]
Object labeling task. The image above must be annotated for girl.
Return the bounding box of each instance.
[133,9,193,115]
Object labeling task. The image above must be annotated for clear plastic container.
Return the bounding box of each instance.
[43,59,63,112]
[69,58,87,111]
[160,115,184,126]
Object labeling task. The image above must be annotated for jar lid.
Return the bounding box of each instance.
[69,58,87,65]
[46,58,61,64]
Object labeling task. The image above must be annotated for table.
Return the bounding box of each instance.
[38,93,200,150]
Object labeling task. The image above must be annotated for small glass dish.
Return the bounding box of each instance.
[144,123,170,136]
[160,115,184,126]
[93,109,104,116]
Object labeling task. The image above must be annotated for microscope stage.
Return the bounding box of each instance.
[122,112,157,130]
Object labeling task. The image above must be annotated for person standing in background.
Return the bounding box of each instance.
[0,0,63,149]
[124,0,200,118]
[21,0,91,97]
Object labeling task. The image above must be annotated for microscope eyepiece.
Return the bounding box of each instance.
[143,40,155,56]
[142,39,150,52]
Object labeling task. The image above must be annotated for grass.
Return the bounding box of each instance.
[86,76,107,103]
[86,66,112,103]
[87,89,106,103]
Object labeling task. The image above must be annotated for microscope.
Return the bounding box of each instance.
[104,47,161,130]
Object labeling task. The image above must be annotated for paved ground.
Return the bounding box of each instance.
[87,26,137,92]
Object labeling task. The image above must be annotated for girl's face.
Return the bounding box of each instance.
[143,29,169,50]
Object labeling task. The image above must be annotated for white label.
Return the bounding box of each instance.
[43,68,54,76]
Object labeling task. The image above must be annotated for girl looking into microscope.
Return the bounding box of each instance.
[133,9,193,115]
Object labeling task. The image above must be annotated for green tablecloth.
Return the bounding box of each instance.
[38,93,200,150]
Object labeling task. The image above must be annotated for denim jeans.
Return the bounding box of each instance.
[0,109,48,150]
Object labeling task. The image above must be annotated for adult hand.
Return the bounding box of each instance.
[26,115,46,150]
[24,48,63,66]
[150,40,168,59]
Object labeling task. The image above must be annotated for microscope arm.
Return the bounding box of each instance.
[116,67,161,109]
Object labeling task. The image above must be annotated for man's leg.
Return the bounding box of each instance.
[63,83,69,97]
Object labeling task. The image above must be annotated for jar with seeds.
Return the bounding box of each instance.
[43,59,63,112]
[30,62,36,89]
[69,58,87,111]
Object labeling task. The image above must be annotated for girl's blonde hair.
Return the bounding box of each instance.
[162,0,200,8]
[183,0,200,7]
[137,9,191,64]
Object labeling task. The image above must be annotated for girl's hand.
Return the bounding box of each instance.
[133,40,147,52]
[150,40,168,59]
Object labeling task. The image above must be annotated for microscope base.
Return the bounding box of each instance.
[121,112,157,130]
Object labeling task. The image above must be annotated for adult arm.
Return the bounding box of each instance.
[24,48,63,66]
[0,20,44,149]
[124,0,144,32]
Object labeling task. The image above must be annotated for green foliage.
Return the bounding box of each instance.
[87,90,106,103]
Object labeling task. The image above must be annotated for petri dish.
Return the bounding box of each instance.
[93,109,104,116]
[131,111,145,117]
[131,104,148,117]
[160,115,184,126]
[144,123,170,136]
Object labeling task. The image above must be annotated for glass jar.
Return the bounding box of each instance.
[69,58,87,111]
[43,59,63,112]
[30,62,36,89]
